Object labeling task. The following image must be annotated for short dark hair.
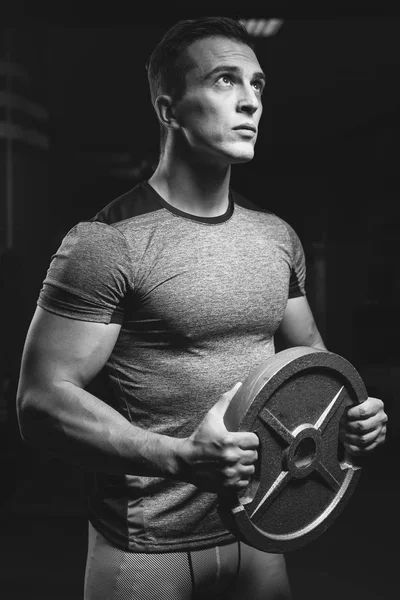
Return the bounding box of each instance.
[146,16,254,150]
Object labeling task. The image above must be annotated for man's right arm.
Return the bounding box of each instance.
[17,307,258,493]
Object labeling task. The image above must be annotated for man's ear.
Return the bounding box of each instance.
[154,95,180,130]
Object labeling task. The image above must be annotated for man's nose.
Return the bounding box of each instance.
[237,86,261,115]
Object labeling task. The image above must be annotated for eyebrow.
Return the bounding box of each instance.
[203,64,266,83]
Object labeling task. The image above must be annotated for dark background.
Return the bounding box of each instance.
[1,4,399,599]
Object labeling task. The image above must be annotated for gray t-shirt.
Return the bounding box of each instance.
[38,181,306,552]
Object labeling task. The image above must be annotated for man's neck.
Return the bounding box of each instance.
[148,152,231,218]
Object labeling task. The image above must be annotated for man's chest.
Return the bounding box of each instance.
[125,232,292,343]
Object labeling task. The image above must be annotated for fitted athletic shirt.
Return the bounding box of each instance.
[38,181,306,553]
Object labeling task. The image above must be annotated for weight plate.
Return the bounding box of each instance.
[220,346,367,553]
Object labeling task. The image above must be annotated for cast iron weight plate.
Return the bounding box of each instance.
[220,346,367,553]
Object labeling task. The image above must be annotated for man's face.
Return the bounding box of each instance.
[173,35,265,166]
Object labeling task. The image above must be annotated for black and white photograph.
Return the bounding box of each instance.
[1,4,398,599]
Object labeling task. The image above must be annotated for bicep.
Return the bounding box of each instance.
[18,306,121,393]
[275,296,326,350]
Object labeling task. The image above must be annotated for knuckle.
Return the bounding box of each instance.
[378,428,387,442]
[223,433,235,446]
[222,449,238,464]
[354,420,364,433]
[358,404,368,418]
[247,464,256,476]
[348,444,362,456]
[236,479,249,489]
[223,466,235,479]
[364,442,377,453]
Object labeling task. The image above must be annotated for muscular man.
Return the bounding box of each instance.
[16,16,387,600]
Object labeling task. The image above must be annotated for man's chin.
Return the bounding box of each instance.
[228,142,256,164]
[229,151,255,164]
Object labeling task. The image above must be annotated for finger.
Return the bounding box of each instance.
[343,422,387,450]
[346,397,385,421]
[236,462,258,488]
[237,448,258,465]
[343,414,385,435]
[238,464,256,479]
[222,463,255,484]
[236,477,255,489]
[213,382,242,417]
[232,431,260,449]
[342,429,381,448]
[217,435,259,466]
[343,438,383,455]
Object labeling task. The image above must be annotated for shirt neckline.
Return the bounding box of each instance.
[144,181,234,225]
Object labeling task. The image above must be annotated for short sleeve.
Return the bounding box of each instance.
[38,222,132,324]
[284,222,306,298]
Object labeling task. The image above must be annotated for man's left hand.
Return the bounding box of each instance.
[340,396,388,456]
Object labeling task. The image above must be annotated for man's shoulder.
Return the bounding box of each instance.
[231,188,273,215]
[232,188,285,228]
[88,180,162,226]
[232,188,302,244]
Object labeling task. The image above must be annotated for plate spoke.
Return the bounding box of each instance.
[315,386,346,433]
[250,470,292,519]
[315,461,341,491]
[258,408,294,445]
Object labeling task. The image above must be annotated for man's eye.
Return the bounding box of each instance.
[218,75,233,85]
[252,81,264,93]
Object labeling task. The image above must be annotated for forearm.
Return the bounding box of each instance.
[277,296,328,351]
[275,322,327,352]
[309,328,327,350]
[17,382,183,478]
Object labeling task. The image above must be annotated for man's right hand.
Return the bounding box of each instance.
[176,382,260,494]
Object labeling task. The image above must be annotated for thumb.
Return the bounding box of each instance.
[213,382,242,418]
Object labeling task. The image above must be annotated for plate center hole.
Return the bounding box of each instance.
[294,437,316,468]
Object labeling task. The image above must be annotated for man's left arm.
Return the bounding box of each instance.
[275,295,326,351]
[275,295,387,456]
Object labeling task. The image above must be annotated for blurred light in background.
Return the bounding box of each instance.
[240,18,284,37]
